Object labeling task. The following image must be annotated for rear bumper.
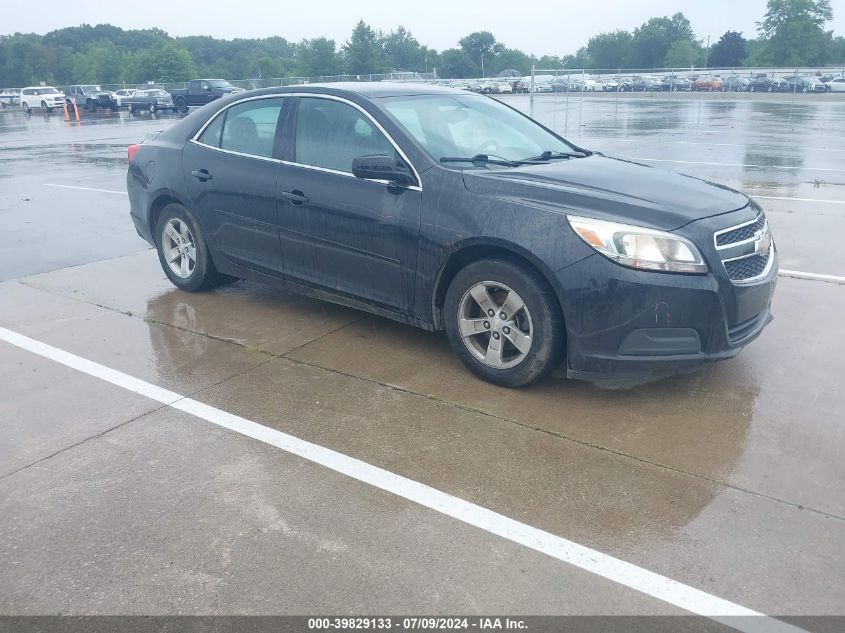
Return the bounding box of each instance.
[556,242,778,384]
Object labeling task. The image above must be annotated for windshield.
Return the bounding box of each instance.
[40,87,61,94]
[381,94,576,166]
[149,90,168,97]
[208,80,233,88]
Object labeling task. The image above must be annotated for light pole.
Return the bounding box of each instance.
[703,35,710,70]
[481,54,484,78]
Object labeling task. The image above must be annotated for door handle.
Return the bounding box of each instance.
[281,190,309,205]
[191,169,212,182]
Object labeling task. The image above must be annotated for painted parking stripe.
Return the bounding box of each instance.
[0,325,807,633]
[779,269,845,283]
[583,138,845,153]
[43,183,127,195]
[755,195,845,205]
[628,157,845,172]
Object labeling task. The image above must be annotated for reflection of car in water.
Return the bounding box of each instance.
[128,83,777,387]
[144,281,761,540]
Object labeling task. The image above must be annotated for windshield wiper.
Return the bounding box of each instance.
[440,154,521,167]
[520,150,590,162]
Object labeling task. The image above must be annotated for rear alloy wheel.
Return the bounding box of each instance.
[22,102,31,114]
[127,103,134,114]
[149,103,157,114]
[155,204,224,291]
[444,258,564,387]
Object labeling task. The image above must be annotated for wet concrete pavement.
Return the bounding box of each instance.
[1,95,844,623]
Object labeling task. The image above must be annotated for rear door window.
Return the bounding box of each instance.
[198,98,285,158]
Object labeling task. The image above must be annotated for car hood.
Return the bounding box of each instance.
[461,154,749,231]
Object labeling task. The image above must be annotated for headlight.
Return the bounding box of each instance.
[567,216,708,274]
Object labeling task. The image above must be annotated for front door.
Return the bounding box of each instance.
[182,96,288,276]
[276,96,421,314]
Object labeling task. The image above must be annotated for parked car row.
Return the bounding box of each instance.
[529,72,844,94]
[7,78,244,115]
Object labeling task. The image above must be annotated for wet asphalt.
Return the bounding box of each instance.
[0,93,843,622]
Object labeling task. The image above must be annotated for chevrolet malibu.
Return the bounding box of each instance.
[127,83,777,387]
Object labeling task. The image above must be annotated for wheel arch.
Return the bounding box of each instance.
[430,238,566,331]
[147,191,196,244]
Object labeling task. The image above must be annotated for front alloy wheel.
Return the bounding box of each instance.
[457,282,532,370]
[444,258,564,387]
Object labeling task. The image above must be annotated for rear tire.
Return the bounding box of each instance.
[149,103,157,114]
[444,258,564,387]
[154,204,224,292]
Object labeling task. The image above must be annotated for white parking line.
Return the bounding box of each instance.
[0,325,807,633]
[780,269,845,283]
[629,158,845,172]
[584,138,845,153]
[756,195,845,205]
[43,183,127,195]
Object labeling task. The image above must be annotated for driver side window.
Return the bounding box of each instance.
[294,97,395,173]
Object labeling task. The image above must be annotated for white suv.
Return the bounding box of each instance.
[20,86,66,113]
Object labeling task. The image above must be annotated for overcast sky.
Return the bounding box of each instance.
[5,0,845,54]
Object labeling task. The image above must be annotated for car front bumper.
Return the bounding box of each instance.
[556,215,778,383]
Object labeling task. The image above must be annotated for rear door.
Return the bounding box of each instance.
[275,95,421,314]
[182,96,289,276]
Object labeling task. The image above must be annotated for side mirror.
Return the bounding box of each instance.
[352,154,414,186]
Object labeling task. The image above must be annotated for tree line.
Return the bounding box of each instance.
[0,0,842,87]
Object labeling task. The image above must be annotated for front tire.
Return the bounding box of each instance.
[149,103,157,114]
[155,204,224,292]
[444,258,564,387]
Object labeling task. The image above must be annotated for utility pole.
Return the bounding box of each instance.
[481,54,485,78]
[704,35,710,70]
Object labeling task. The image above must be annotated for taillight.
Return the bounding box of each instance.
[127,144,140,162]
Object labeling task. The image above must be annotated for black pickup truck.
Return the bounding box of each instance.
[170,79,244,112]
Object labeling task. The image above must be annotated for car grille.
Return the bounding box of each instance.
[714,210,774,284]
[715,214,765,246]
[724,251,770,281]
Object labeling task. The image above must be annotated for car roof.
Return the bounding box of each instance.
[247,81,476,100]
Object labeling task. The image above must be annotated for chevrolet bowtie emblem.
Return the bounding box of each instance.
[753,229,771,254]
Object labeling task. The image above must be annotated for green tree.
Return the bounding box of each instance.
[343,20,388,74]
[757,0,833,65]
[71,40,126,83]
[487,48,532,75]
[664,39,705,68]
[298,37,344,77]
[382,26,430,71]
[829,35,845,63]
[585,30,633,69]
[708,31,748,67]
[458,31,501,74]
[131,43,196,83]
[535,55,564,69]
[438,48,478,78]
[630,12,695,68]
